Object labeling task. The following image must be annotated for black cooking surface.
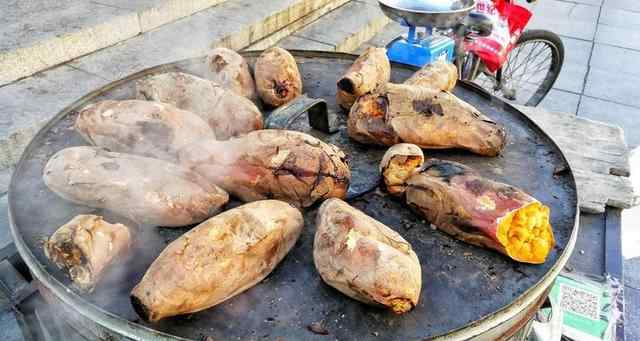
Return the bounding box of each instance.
[9,51,577,340]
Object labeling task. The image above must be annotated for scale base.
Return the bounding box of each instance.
[386,35,455,68]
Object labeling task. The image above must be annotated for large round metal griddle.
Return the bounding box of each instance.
[9,51,578,340]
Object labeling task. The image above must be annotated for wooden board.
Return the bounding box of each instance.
[516,105,638,214]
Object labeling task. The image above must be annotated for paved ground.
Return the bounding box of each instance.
[526,0,640,150]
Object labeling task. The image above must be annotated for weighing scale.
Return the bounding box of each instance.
[378,0,478,67]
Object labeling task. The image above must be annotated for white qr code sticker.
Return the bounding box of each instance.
[559,283,600,320]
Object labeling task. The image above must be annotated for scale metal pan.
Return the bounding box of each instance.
[379,0,477,28]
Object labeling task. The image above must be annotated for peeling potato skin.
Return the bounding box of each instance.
[336,47,390,111]
[130,200,303,322]
[206,47,257,101]
[75,100,215,162]
[254,47,302,107]
[379,143,425,196]
[314,198,421,314]
[404,59,458,92]
[135,72,263,140]
[348,84,507,156]
[405,158,552,262]
[44,215,131,292]
[43,147,229,227]
[179,130,351,208]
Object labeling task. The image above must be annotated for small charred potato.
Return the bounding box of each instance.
[131,200,303,322]
[348,83,506,156]
[314,198,421,314]
[403,59,458,92]
[75,100,215,162]
[44,215,131,292]
[405,159,555,264]
[179,129,350,208]
[135,72,263,140]
[336,47,390,111]
[379,143,425,196]
[43,146,229,227]
[254,47,302,107]
[206,47,257,101]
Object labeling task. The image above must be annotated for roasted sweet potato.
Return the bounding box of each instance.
[379,143,424,196]
[206,47,257,101]
[179,129,350,208]
[44,215,131,292]
[75,100,215,162]
[404,158,555,264]
[135,72,263,140]
[131,200,303,322]
[403,59,458,92]
[348,83,506,156]
[336,47,390,111]
[314,199,421,314]
[43,146,228,227]
[254,47,302,107]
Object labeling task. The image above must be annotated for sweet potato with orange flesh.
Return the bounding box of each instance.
[206,47,257,101]
[254,47,302,107]
[131,200,303,322]
[43,147,228,227]
[379,143,424,196]
[336,47,390,111]
[44,215,131,292]
[135,72,263,140]
[348,83,506,156]
[75,100,215,162]
[403,59,458,92]
[314,198,421,314]
[404,158,555,264]
[179,130,350,208]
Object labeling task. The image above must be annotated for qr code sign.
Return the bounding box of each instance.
[559,284,600,320]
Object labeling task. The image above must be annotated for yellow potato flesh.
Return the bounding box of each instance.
[497,202,555,264]
[384,156,423,188]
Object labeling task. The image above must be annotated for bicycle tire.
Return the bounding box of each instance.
[505,29,565,106]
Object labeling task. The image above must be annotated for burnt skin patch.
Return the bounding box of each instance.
[465,179,488,196]
[421,161,469,183]
[212,55,228,72]
[137,121,172,147]
[101,161,120,171]
[273,80,289,99]
[337,78,355,94]
[412,99,444,116]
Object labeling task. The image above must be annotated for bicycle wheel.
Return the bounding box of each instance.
[474,29,564,106]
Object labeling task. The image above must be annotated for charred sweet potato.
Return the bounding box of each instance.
[179,129,350,208]
[206,47,257,101]
[336,47,390,111]
[314,198,421,314]
[405,158,555,264]
[403,59,458,92]
[131,200,303,322]
[75,100,215,162]
[348,83,506,156]
[43,147,228,227]
[44,215,131,292]
[379,143,424,196]
[254,47,302,107]
[135,72,263,140]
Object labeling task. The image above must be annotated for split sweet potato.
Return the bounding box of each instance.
[75,100,215,162]
[179,129,350,208]
[314,198,421,314]
[403,59,458,92]
[44,215,131,292]
[379,143,424,196]
[404,158,555,264]
[135,72,263,140]
[254,47,302,107]
[348,83,506,156]
[131,200,303,322]
[43,146,229,227]
[206,47,257,101]
[336,47,390,111]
